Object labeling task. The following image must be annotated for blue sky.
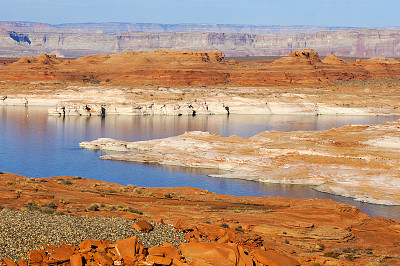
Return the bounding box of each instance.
[0,0,399,27]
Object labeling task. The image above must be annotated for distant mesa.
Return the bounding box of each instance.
[14,54,61,65]
[322,54,346,65]
[271,48,322,65]
[356,57,400,66]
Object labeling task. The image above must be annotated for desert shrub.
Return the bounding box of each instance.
[42,207,56,214]
[72,176,83,180]
[62,180,72,185]
[40,179,48,183]
[5,180,15,185]
[342,247,356,253]
[323,252,341,259]
[164,193,172,199]
[26,202,40,211]
[221,223,229,229]
[235,226,243,232]
[106,205,117,211]
[125,207,143,215]
[365,249,373,254]
[87,203,100,211]
[42,202,57,209]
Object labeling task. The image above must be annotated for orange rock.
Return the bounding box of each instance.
[153,218,165,224]
[172,258,190,266]
[238,245,253,266]
[173,218,184,229]
[147,255,172,265]
[180,242,238,266]
[113,236,138,262]
[2,258,17,266]
[132,220,153,232]
[93,239,111,252]
[148,242,181,260]
[93,251,113,265]
[28,250,46,264]
[252,249,300,266]
[79,239,92,253]
[49,247,74,261]
[16,259,28,266]
[70,254,83,266]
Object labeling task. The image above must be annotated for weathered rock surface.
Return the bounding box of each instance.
[0,173,399,265]
[80,119,400,205]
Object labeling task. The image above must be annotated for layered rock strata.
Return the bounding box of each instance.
[1,23,400,57]
[1,49,400,117]
[80,119,400,205]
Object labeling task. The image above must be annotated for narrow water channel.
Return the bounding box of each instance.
[1,106,399,219]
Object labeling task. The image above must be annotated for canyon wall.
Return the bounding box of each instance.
[0,22,400,58]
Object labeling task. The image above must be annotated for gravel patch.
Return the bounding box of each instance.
[0,209,186,261]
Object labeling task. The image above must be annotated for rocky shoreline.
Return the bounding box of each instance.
[1,85,400,117]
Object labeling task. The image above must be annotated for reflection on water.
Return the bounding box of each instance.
[1,106,400,220]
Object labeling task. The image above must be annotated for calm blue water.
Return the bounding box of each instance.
[1,106,400,219]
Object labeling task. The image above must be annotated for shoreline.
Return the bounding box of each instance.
[2,86,400,117]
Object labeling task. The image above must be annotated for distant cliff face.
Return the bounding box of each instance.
[0,22,399,58]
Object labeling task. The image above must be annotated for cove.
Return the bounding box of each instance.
[1,106,400,220]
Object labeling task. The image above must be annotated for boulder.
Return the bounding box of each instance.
[113,236,138,262]
[133,220,153,232]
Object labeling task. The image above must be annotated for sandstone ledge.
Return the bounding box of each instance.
[80,119,400,205]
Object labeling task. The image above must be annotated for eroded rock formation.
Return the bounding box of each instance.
[80,119,400,205]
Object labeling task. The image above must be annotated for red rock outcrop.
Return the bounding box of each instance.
[0,173,399,265]
[1,48,400,86]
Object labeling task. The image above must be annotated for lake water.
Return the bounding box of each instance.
[1,106,400,220]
